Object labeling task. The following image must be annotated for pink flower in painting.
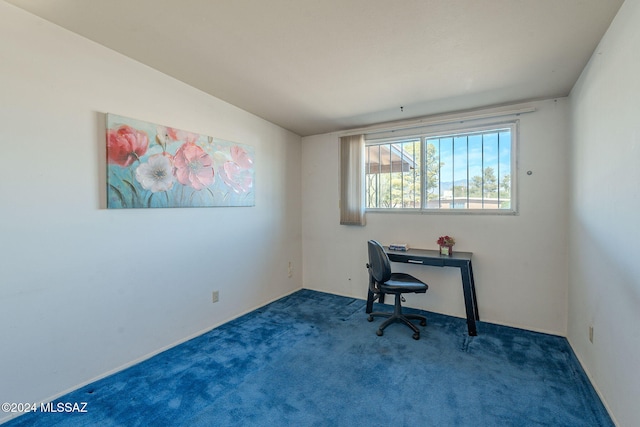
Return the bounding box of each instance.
[173,142,214,190]
[220,145,253,193]
[230,145,253,169]
[165,127,200,144]
[156,126,200,154]
[135,154,175,193]
[107,125,149,167]
[222,161,253,194]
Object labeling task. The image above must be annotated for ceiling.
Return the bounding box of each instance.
[6,0,624,136]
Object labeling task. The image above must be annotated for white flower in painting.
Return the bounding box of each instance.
[135,154,174,193]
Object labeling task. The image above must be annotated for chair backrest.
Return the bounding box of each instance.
[367,240,392,284]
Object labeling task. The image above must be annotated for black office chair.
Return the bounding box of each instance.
[366,240,428,340]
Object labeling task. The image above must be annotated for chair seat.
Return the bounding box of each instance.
[379,272,428,294]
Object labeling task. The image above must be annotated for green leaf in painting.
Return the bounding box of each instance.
[122,179,138,197]
[205,187,215,200]
[109,184,127,208]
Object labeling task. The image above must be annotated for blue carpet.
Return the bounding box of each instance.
[4,290,612,426]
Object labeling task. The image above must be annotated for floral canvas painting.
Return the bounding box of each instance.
[106,114,254,208]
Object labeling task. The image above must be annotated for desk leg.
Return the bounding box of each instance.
[460,264,478,336]
[366,290,385,313]
[366,290,375,313]
[469,261,479,321]
[366,273,375,313]
[366,273,385,313]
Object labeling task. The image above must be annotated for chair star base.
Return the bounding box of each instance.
[368,293,427,340]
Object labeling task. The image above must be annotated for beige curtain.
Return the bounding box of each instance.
[339,134,366,225]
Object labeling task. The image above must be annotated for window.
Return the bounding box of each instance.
[365,122,517,213]
[365,138,421,209]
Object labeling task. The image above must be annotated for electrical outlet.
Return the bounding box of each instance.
[212,291,219,303]
[588,325,594,343]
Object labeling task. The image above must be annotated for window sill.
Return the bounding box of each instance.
[366,208,518,216]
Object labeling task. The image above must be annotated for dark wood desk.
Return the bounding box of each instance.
[366,247,479,336]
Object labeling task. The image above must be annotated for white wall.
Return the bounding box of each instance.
[302,98,570,335]
[568,0,640,425]
[0,3,302,421]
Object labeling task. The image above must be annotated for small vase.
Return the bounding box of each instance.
[440,245,453,256]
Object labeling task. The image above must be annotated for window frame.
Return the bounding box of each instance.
[364,137,423,211]
[364,120,519,215]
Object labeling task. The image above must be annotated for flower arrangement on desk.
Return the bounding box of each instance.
[437,235,455,256]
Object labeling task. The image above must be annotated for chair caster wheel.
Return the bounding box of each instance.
[376,329,383,336]
[368,315,374,322]
[420,319,427,326]
[413,333,420,340]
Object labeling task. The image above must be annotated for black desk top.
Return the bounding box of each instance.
[385,246,473,261]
